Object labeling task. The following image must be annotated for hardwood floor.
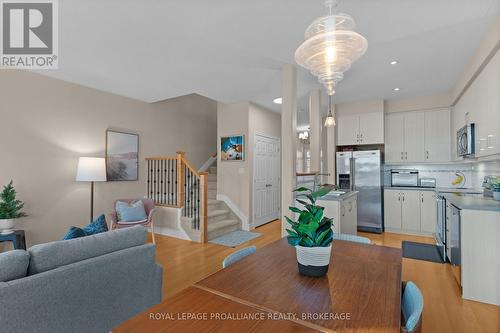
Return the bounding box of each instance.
[149,221,499,333]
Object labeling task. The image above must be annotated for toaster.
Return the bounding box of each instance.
[419,178,436,188]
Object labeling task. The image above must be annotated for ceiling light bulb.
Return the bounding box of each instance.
[390,60,398,65]
[273,97,282,104]
[393,87,400,91]
[325,46,336,63]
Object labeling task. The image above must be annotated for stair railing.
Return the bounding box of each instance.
[146,151,208,242]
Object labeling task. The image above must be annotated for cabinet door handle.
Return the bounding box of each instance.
[405,152,408,160]
[401,152,404,160]
[402,193,405,202]
[426,151,429,160]
[421,195,424,203]
[398,193,401,201]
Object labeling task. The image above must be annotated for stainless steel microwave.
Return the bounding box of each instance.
[457,124,475,157]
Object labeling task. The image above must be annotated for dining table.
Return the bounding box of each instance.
[113,238,402,333]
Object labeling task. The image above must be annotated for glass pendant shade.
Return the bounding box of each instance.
[295,6,368,96]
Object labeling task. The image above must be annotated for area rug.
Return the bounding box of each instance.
[209,230,262,247]
[402,241,445,264]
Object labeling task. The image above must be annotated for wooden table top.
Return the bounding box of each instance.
[113,238,402,333]
[112,286,317,333]
[196,239,402,333]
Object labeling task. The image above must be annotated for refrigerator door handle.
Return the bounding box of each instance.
[350,157,355,191]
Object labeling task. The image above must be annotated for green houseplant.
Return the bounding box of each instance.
[488,177,500,201]
[0,181,28,235]
[285,185,333,277]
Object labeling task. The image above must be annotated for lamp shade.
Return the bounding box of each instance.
[76,157,107,182]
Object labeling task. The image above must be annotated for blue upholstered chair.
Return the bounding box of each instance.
[401,281,424,333]
[222,246,257,268]
[333,233,371,244]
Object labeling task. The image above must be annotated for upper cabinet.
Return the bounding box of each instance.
[337,112,384,146]
[453,50,500,159]
[385,108,451,163]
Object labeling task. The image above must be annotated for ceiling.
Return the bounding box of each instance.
[40,0,499,125]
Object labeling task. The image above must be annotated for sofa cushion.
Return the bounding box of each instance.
[82,214,108,235]
[116,200,147,222]
[62,226,87,240]
[0,250,30,282]
[28,225,147,275]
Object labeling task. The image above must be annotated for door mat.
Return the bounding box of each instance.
[402,241,445,264]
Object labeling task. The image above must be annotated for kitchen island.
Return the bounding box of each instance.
[317,191,359,235]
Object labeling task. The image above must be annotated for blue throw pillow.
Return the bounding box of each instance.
[62,226,86,240]
[83,214,109,235]
[115,200,147,222]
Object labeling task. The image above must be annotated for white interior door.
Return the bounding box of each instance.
[254,134,280,227]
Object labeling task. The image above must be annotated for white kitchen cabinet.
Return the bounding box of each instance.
[420,191,437,233]
[403,112,425,162]
[384,189,402,229]
[359,112,384,144]
[337,114,359,146]
[453,50,500,159]
[337,112,384,146]
[385,113,405,162]
[317,194,358,235]
[401,190,421,231]
[384,189,436,234]
[424,109,451,162]
[385,108,451,163]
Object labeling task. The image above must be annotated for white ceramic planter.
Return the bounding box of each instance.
[493,191,500,201]
[0,218,15,235]
[295,244,332,277]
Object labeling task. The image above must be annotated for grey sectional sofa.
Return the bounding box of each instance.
[0,226,162,333]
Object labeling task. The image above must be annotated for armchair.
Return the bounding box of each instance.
[110,199,156,244]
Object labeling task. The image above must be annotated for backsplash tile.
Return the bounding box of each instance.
[384,161,500,189]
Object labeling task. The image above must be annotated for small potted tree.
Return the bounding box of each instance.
[285,186,333,277]
[489,177,500,201]
[0,181,28,235]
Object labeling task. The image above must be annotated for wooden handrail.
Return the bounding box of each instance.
[296,171,320,176]
[181,156,200,177]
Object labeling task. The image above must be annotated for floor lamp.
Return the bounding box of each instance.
[76,157,107,222]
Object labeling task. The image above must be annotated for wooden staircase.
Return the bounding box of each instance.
[146,152,240,242]
[205,165,240,240]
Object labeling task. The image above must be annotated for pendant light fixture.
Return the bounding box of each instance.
[324,95,336,127]
[295,0,368,127]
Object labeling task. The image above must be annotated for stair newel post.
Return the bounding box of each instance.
[176,151,185,207]
[199,171,209,243]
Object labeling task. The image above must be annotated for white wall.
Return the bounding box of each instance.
[0,70,217,247]
[217,102,280,229]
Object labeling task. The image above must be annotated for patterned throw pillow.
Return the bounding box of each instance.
[61,214,108,240]
[62,226,87,240]
[115,200,147,222]
[83,214,109,235]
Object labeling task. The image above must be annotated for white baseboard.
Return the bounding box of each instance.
[216,193,249,231]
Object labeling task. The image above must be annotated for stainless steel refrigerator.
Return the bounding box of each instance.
[336,150,383,233]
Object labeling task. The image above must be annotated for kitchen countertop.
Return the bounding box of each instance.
[384,186,500,211]
[441,193,500,212]
[318,190,359,201]
[384,186,483,193]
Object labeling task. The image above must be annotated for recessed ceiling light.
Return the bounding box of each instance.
[273,97,282,104]
[390,60,398,65]
[393,87,400,91]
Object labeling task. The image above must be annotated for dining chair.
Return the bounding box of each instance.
[110,199,156,244]
[333,233,371,244]
[222,246,257,268]
[401,281,424,333]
